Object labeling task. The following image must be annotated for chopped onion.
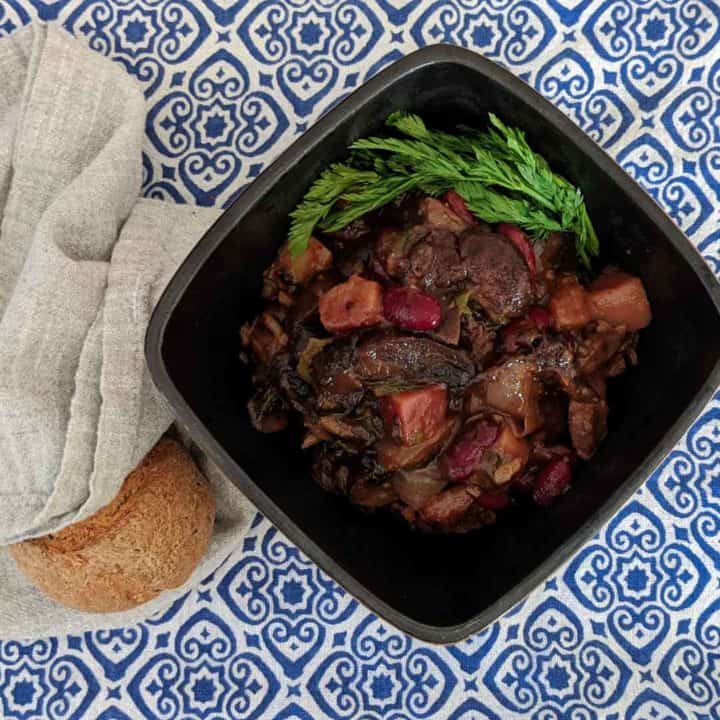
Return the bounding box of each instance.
[391,465,447,509]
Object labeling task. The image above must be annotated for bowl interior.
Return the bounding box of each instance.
[155,56,720,639]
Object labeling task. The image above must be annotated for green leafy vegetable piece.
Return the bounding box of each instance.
[288,164,377,257]
[453,290,473,318]
[287,112,599,266]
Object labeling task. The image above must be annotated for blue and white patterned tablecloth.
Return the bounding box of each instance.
[2,1,720,718]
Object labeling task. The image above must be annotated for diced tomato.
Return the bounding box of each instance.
[444,190,477,225]
[440,420,500,481]
[377,415,459,471]
[533,457,572,507]
[319,275,384,334]
[383,286,442,331]
[548,276,593,330]
[497,223,537,276]
[588,270,651,331]
[279,236,332,284]
[379,384,447,446]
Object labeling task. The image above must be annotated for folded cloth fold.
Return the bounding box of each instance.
[0,25,253,639]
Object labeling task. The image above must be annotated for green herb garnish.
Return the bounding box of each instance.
[453,289,473,318]
[288,112,599,267]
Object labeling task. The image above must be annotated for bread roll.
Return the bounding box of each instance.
[10,439,215,613]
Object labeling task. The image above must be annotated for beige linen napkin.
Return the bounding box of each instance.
[0,24,253,639]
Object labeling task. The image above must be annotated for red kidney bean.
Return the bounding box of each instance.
[444,190,477,224]
[383,286,442,331]
[512,468,537,494]
[474,492,510,510]
[441,421,500,481]
[533,457,572,507]
[497,223,537,276]
[527,306,553,329]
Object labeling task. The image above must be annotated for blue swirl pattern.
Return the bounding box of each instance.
[2,0,720,716]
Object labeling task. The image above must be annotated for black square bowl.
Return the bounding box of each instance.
[146,45,720,643]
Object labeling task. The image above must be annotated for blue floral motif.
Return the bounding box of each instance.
[648,450,703,518]
[662,87,718,152]
[583,89,632,148]
[534,48,632,148]
[261,618,325,679]
[564,500,710,670]
[536,48,595,111]
[691,508,720,570]
[584,0,720,61]
[239,0,381,116]
[620,53,683,111]
[659,175,712,234]
[484,597,630,715]
[0,639,59,666]
[217,554,273,625]
[649,397,720,505]
[700,147,720,202]
[411,0,554,65]
[625,688,689,720]
[658,598,720,714]
[65,0,211,97]
[607,605,670,665]
[616,133,674,192]
[447,622,500,673]
[146,47,288,203]
[4,0,720,716]
[309,615,456,719]
[583,0,635,61]
[84,626,149,681]
[631,3,677,55]
[128,608,278,719]
[568,501,708,607]
[46,656,100,720]
[0,0,30,36]
[1,662,50,720]
[647,395,720,578]
[0,640,101,720]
